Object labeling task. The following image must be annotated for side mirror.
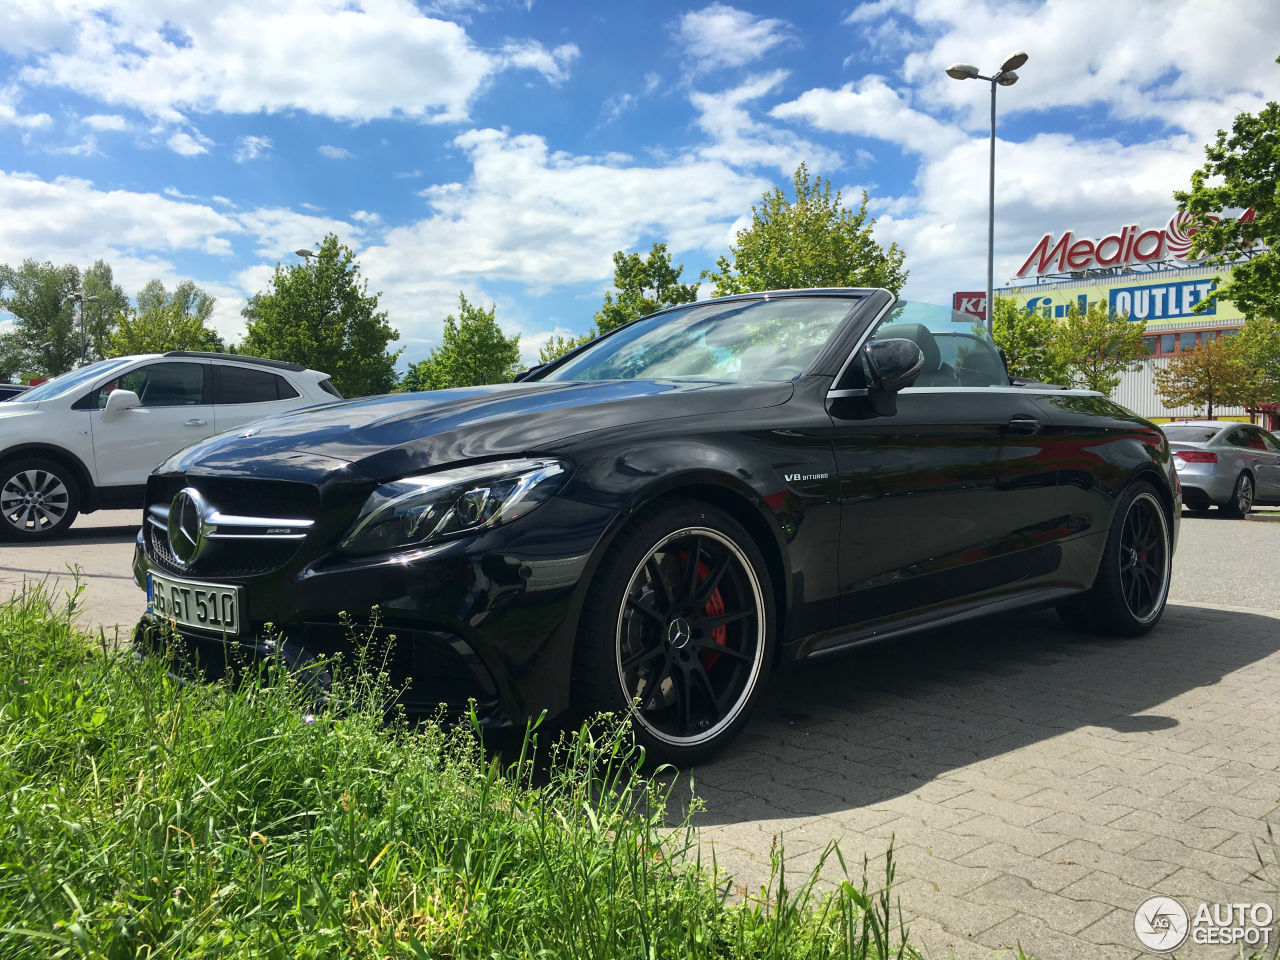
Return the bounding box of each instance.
[863,339,924,416]
[102,388,140,417]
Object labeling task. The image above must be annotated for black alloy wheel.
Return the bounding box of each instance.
[1057,481,1171,636]
[0,458,80,540]
[575,500,773,763]
[1224,473,1254,518]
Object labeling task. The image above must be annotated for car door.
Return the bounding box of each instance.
[828,302,1061,625]
[211,364,305,433]
[84,360,216,487]
[1245,427,1280,499]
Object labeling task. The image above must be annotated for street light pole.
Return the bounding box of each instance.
[946,51,1028,334]
[63,292,101,368]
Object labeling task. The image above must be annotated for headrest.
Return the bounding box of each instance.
[875,322,940,372]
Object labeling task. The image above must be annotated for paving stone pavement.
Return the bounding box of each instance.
[5,511,1280,958]
[676,514,1280,959]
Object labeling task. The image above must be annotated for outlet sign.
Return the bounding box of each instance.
[952,291,987,320]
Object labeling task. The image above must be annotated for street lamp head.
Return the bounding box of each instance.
[996,70,1019,87]
[84,295,101,303]
[295,248,316,259]
[1001,51,1029,72]
[946,63,980,80]
[64,293,82,304]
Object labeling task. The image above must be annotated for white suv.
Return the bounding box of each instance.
[0,351,341,540]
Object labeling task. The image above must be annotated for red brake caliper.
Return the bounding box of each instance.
[686,557,727,669]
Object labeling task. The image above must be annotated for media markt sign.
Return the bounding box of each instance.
[1016,209,1255,278]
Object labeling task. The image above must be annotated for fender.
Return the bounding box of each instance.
[0,443,99,511]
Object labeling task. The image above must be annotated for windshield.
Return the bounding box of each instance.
[1162,425,1222,444]
[14,357,139,403]
[539,296,857,383]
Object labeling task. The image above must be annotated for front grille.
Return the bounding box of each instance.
[145,476,320,579]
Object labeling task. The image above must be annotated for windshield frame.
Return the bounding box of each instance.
[532,292,867,385]
[11,356,142,404]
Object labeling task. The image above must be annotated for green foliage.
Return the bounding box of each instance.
[403,293,521,391]
[242,235,400,396]
[79,260,129,361]
[111,279,225,356]
[704,163,907,297]
[1175,80,1280,320]
[990,295,1070,384]
[108,303,218,356]
[595,242,699,335]
[1052,300,1147,396]
[539,243,699,364]
[0,584,918,960]
[1231,315,1280,408]
[1153,335,1253,418]
[538,332,593,364]
[0,260,82,376]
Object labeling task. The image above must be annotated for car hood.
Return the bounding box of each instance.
[162,378,794,482]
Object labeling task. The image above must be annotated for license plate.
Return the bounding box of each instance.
[147,571,241,635]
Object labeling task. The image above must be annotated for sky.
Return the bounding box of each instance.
[1,0,1277,370]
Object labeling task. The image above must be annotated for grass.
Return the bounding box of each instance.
[0,582,920,959]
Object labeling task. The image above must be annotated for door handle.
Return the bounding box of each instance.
[1007,416,1041,435]
[185,418,208,427]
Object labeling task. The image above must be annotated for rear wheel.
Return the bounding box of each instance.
[574,499,774,764]
[1057,481,1172,637]
[1222,472,1253,518]
[0,458,81,540]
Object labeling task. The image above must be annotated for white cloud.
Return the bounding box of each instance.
[676,4,794,73]
[0,85,52,130]
[358,128,770,349]
[498,41,579,85]
[82,113,127,131]
[233,134,273,162]
[233,207,363,257]
[317,144,353,159]
[691,71,842,176]
[166,131,208,156]
[16,1,580,125]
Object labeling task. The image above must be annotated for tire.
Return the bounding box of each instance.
[1056,481,1172,637]
[1222,472,1254,518]
[574,499,775,764]
[0,457,81,540]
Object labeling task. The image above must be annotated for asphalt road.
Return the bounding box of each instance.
[3,506,1280,959]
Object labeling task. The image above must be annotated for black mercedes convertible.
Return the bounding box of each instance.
[134,288,1179,762]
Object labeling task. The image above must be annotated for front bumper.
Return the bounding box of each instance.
[132,495,620,725]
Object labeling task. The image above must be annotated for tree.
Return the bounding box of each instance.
[129,279,225,353]
[538,332,592,364]
[0,260,81,376]
[704,162,907,296]
[402,294,521,392]
[1153,337,1253,418]
[990,295,1070,384]
[241,234,399,396]
[1229,315,1280,411]
[1174,80,1280,320]
[109,304,223,356]
[1053,300,1147,396]
[595,243,699,335]
[80,259,128,361]
[538,242,700,363]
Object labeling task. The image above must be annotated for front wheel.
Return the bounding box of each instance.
[1057,482,1172,637]
[1222,472,1254,518]
[574,499,774,764]
[0,458,81,540]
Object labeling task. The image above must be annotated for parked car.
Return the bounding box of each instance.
[1163,420,1280,517]
[0,351,341,540]
[133,290,1179,762]
[0,383,31,401]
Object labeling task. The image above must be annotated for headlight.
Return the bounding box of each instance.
[340,458,568,556]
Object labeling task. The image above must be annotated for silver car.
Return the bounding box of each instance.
[1163,420,1280,517]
